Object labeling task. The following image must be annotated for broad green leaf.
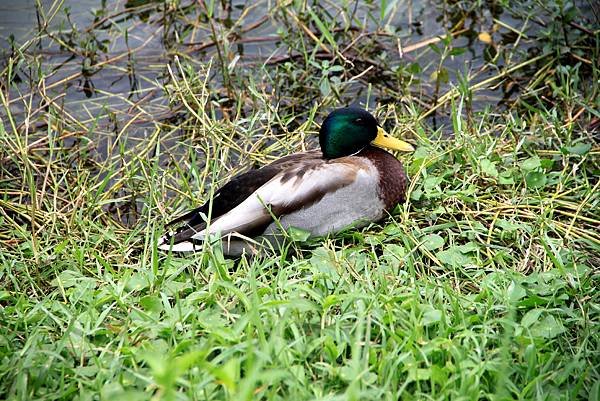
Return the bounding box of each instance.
[383,244,406,269]
[530,315,567,339]
[564,142,591,155]
[421,234,445,250]
[521,308,544,328]
[288,226,311,242]
[496,218,523,232]
[525,171,547,189]
[480,158,499,177]
[499,170,515,185]
[436,247,472,267]
[212,358,240,392]
[424,176,443,194]
[140,295,163,313]
[540,158,554,169]
[423,308,442,326]
[520,156,541,171]
[508,281,527,302]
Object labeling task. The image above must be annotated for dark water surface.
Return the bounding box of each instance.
[0,0,516,147]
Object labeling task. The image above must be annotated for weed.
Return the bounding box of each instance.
[0,0,598,399]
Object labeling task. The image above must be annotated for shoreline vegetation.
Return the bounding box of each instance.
[1,0,598,399]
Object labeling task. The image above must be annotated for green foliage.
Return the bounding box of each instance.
[0,0,599,399]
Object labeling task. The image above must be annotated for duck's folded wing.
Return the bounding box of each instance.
[160,151,323,246]
[164,150,323,230]
[158,159,362,251]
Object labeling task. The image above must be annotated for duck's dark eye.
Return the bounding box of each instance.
[354,118,364,124]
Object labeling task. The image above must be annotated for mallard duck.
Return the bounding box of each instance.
[158,107,414,255]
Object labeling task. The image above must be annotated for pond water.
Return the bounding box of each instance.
[1,0,524,152]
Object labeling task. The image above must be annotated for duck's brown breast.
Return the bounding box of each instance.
[357,146,407,210]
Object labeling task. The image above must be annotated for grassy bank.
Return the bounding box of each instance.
[1,0,599,400]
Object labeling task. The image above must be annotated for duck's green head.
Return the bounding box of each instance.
[319,107,414,159]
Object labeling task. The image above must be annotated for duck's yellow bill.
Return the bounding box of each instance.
[371,127,415,152]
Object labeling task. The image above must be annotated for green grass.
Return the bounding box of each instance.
[1,0,599,400]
